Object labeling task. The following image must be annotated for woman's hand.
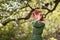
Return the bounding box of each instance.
[35,14,42,21]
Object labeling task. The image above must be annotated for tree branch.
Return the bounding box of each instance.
[0,0,60,27]
[1,9,35,26]
[42,0,60,18]
[0,1,34,27]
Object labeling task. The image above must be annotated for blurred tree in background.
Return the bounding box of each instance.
[0,0,60,40]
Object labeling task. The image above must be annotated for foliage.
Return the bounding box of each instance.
[0,0,60,40]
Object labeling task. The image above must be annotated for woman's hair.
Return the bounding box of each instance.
[32,9,44,21]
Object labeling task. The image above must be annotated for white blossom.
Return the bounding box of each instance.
[0,23,3,27]
[12,21,18,26]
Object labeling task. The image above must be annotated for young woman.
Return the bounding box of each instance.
[31,9,45,40]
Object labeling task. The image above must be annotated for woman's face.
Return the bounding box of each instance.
[32,10,43,21]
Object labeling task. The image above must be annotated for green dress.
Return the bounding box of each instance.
[31,21,45,40]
